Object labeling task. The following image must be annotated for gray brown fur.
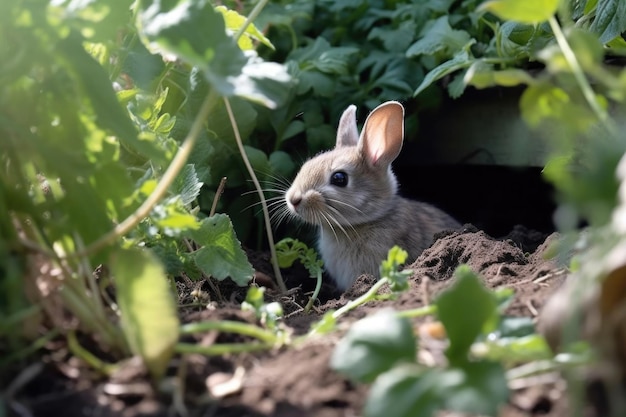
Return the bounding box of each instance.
[285,101,460,290]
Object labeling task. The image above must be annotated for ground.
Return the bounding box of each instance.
[5,224,575,417]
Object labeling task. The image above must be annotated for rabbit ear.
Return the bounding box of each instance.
[335,105,359,148]
[359,101,404,167]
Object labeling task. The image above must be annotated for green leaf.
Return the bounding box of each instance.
[479,0,559,24]
[413,50,474,97]
[365,365,439,417]
[269,150,296,179]
[466,62,534,89]
[111,248,180,380]
[406,16,472,57]
[138,0,291,108]
[172,164,203,206]
[215,5,274,51]
[366,362,508,417]
[589,0,626,44]
[189,214,254,286]
[331,309,416,383]
[56,34,146,155]
[442,361,509,415]
[435,265,497,364]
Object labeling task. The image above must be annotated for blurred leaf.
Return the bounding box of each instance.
[215,5,274,51]
[435,265,498,364]
[479,0,559,24]
[189,214,254,286]
[366,362,508,417]
[331,309,416,383]
[112,248,179,380]
[589,0,626,44]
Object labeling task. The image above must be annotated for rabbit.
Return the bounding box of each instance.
[284,101,460,290]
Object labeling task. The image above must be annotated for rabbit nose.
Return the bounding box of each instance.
[289,193,302,209]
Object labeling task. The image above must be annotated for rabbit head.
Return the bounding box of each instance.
[285,101,405,230]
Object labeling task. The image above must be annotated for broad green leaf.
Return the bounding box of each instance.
[111,248,179,379]
[365,365,439,417]
[413,50,474,97]
[215,5,274,51]
[435,265,497,364]
[172,164,203,206]
[51,0,134,42]
[406,16,472,57]
[479,0,559,24]
[138,0,290,108]
[442,361,509,415]
[366,362,508,417]
[331,309,416,383]
[138,0,244,72]
[589,0,626,44]
[189,214,254,286]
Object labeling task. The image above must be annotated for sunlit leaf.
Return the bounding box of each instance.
[189,214,254,286]
[112,248,180,379]
[413,50,474,97]
[479,0,559,24]
[215,5,274,51]
[406,16,472,57]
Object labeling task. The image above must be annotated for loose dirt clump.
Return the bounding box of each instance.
[6,225,572,417]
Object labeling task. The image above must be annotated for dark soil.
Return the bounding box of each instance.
[4,225,573,417]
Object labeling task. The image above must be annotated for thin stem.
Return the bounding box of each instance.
[304,270,322,313]
[209,177,227,217]
[64,90,218,259]
[180,320,279,345]
[223,97,287,293]
[234,0,269,41]
[396,304,437,318]
[332,278,389,320]
[67,331,117,376]
[175,342,272,356]
[548,16,616,134]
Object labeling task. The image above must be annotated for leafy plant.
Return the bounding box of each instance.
[0,0,291,378]
[331,267,517,417]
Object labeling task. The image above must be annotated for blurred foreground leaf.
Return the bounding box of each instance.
[112,248,180,379]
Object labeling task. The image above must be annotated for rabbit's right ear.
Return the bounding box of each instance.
[335,104,359,148]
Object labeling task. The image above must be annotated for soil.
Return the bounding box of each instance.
[4,224,575,417]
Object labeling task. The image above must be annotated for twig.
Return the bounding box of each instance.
[209,177,227,217]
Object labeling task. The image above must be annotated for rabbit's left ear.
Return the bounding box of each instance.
[335,105,359,148]
[359,101,404,167]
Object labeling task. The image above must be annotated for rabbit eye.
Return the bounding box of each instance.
[330,171,348,187]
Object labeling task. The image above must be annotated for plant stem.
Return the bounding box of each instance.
[180,319,279,345]
[331,278,389,320]
[304,270,322,313]
[396,304,437,318]
[67,331,117,376]
[209,176,227,217]
[548,16,616,134]
[65,90,218,259]
[223,97,287,293]
[234,0,269,41]
[176,342,272,356]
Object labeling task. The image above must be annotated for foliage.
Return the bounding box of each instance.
[0,0,290,376]
[332,267,514,417]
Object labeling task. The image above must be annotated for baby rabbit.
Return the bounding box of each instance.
[285,101,460,290]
